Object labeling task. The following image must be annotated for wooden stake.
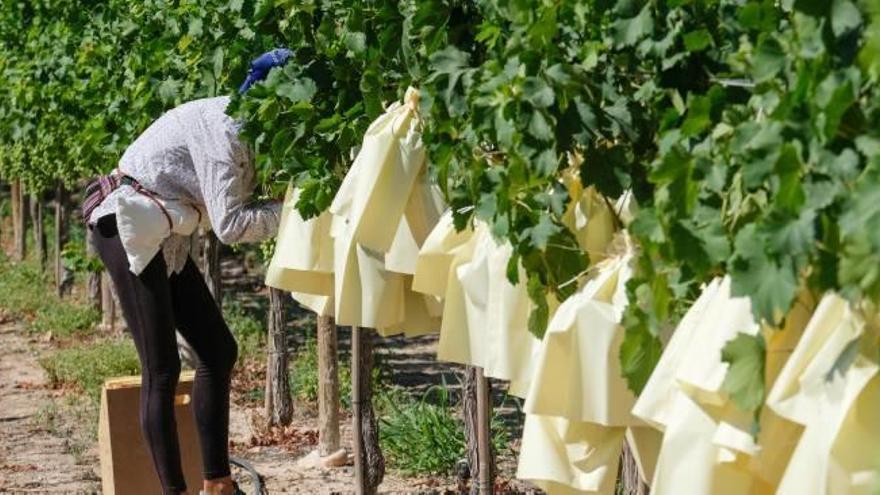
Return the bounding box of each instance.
[351,326,384,494]
[86,228,101,311]
[265,287,292,426]
[462,366,494,494]
[462,366,480,493]
[101,271,117,332]
[352,325,363,492]
[54,181,69,297]
[475,367,493,494]
[10,180,26,262]
[29,194,46,269]
[619,442,649,495]
[317,315,340,455]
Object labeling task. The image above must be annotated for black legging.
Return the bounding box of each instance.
[91,215,238,494]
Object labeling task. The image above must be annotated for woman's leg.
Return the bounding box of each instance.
[90,216,187,494]
[168,257,238,483]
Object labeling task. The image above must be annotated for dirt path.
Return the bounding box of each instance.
[0,321,101,493]
[0,319,458,494]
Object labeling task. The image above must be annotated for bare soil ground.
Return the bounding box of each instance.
[0,319,529,494]
[0,321,101,493]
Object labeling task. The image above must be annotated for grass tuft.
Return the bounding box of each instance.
[378,384,511,477]
[40,338,140,401]
[30,302,100,338]
[223,299,265,361]
[379,386,466,476]
[289,333,354,407]
[0,254,49,318]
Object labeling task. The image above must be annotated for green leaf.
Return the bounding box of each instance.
[345,31,367,55]
[729,225,799,323]
[831,0,863,37]
[526,275,549,339]
[275,78,317,103]
[752,36,786,83]
[620,323,663,394]
[532,148,558,176]
[612,5,654,48]
[529,213,560,250]
[738,1,780,32]
[774,144,805,212]
[683,29,712,52]
[157,78,180,103]
[523,77,555,108]
[721,332,766,415]
[764,210,816,256]
[527,111,554,141]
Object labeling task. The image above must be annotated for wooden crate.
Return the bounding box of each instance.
[98,370,204,494]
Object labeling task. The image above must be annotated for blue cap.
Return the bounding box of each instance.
[238,48,293,94]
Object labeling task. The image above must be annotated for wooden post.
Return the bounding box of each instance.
[619,442,649,495]
[203,230,223,309]
[475,368,493,494]
[29,193,46,269]
[54,181,70,297]
[265,287,292,426]
[317,315,340,455]
[10,180,26,261]
[462,366,494,494]
[352,326,364,492]
[352,326,384,495]
[86,228,102,311]
[462,367,479,493]
[101,271,117,332]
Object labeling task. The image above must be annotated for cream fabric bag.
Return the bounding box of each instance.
[327,88,444,335]
[524,240,636,424]
[766,294,880,495]
[632,277,813,494]
[517,415,625,495]
[419,220,546,396]
[265,186,334,296]
[517,235,661,494]
[267,89,444,334]
[412,212,474,297]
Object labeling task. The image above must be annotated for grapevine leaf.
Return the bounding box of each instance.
[275,78,317,103]
[529,213,560,250]
[752,36,786,82]
[683,29,712,52]
[730,226,799,323]
[528,111,554,141]
[721,332,766,415]
[831,0,863,37]
[612,5,654,48]
[526,274,549,339]
[620,322,663,394]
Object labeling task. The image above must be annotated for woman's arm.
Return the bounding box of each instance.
[186,100,281,244]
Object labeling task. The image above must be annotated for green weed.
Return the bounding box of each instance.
[290,334,353,406]
[0,253,99,337]
[378,386,466,476]
[377,384,511,477]
[29,302,99,338]
[40,338,140,401]
[223,299,265,361]
[0,255,49,318]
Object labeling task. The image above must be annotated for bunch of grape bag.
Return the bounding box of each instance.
[631,277,813,494]
[765,294,880,494]
[267,87,444,335]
